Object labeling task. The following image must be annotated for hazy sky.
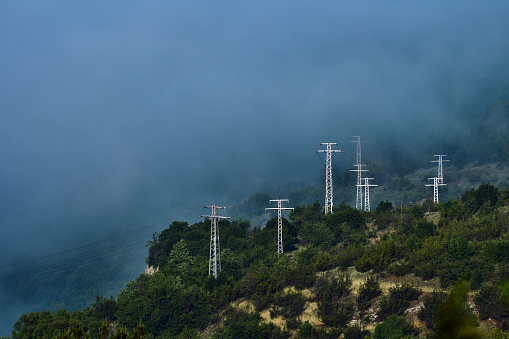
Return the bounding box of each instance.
[2,1,509,263]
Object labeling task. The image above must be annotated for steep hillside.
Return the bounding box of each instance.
[9,183,509,338]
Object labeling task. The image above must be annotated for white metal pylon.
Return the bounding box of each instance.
[425,177,446,204]
[431,155,449,184]
[201,205,230,279]
[350,136,367,210]
[358,177,377,211]
[265,199,294,254]
[317,143,342,214]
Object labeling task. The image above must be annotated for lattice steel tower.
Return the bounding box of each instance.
[426,177,446,204]
[265,199,294,254]
[317,143,342,214]
[350,136,367,210]
[358,178,377,211]
[201,205,230,279]
[432,155,449,184]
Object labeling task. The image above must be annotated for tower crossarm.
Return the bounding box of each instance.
[357,177,377,211]
[425,177,446,204]
[431,155,449,184]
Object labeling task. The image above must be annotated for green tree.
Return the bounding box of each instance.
[357,275,382,311]
[417,290,447,329]
[373,314,418,339]
[316,274,354,328]
[378,284,421,320]
[434,282,482,339]
[167,239,193,274]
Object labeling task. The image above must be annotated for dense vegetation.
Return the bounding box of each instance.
[8,182,509,338]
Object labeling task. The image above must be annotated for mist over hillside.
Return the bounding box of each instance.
[2,1,509,336]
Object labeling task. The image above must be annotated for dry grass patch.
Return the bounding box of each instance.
[425,211,441,225]
[368,228,397,245]
[233,299,255,312]
[300,301,323,326]
[340,267,442,296]
[260,309,287,328]
[378,274,440,294]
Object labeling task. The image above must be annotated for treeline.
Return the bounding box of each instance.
[9,183,509,338]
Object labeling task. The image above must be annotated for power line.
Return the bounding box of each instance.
[0,222,164,282]
[224,207,242,220]
[0,238,142,282]
[0,223,158,270]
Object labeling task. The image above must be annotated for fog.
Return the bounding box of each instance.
[1,1,509,334]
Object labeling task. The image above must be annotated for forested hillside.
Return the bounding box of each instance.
[9,182,509,338]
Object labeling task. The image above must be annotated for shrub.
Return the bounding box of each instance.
[412,219,436,238]
[318,297,354,328]
[373,314,419,339]
[315,274,354,327]
[378,284,421,320]
[336,244,364,271]
[212,307,290,339]
[343,324,371,339]
[286,317,301,330]
[474,284,509,321]
[355,239,398,273]
[388,260,413,277]
[434,282,482,339]
[417,290,448,329]
[357,275,382,311]
[270,290,306,319]
[297,321,318,338]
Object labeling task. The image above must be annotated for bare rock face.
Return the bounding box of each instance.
[144,265,159,275]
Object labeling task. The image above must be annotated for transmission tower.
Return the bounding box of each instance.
[265,199,294,254]
[350,136,367,210]
[201,205,230,279]
[358,177,377,211]
[425,177,446,204]
[317,143,343,214]
[431,155,449,184]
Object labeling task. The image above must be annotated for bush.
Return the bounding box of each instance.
[270,290,306,319]
[373,314,419,339]
[357,275,382,311]
[434,282,482,339]
[474,284,509,321]
[315,274,354,327]
[412,219,436,238]
[378,284,421,320]
[417,290,448,329]
[336,245,364,271]
[297,321,318,338]
[286,317,301,330]
[413,262,437,281]
[343,324,371,339]
[355,239,398,273]
[388,260,413,277]
[213,307,290,339]
[318,297,354,328]
[447,237,473,261]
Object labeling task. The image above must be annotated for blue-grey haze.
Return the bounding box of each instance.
[1,1,509,335]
